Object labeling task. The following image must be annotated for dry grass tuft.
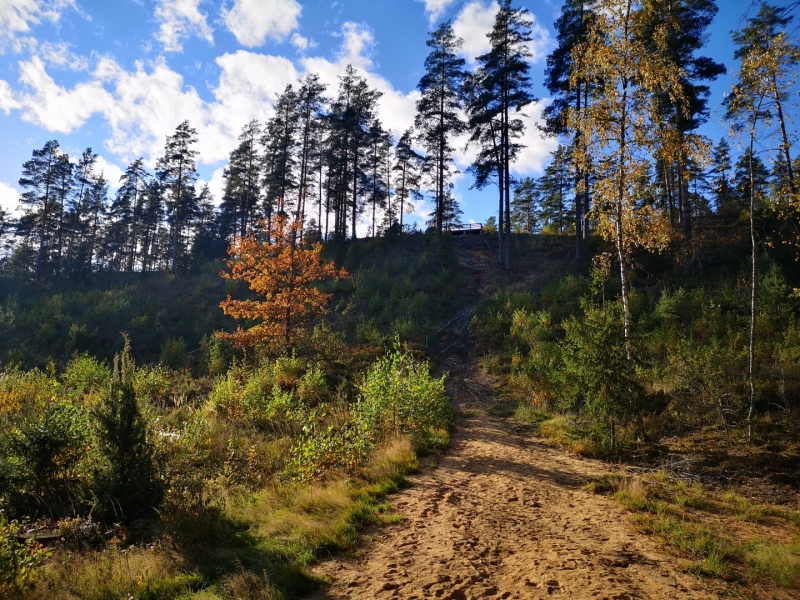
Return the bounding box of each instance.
[363,436,417,484]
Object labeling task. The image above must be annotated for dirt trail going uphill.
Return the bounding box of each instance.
[307,238,716,599]
[307,379,714,599]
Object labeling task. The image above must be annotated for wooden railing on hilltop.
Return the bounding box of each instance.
[446,223,483,235]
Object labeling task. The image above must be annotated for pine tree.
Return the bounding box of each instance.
[64,148,98,274]
[262,85,299,223]
[539,146,573,234]
[295,74,328,228]
[157,120,199,272]
[511,176,540,233]
[708,138,736,216]
[323,65,382,239]
[222,120,262,241]
[365,120,390,236]
[393,128,423,232]
[93,336,163,523]
[18,140,62,278]
[415,22,467,240]
[83,174,108,273]
[476,0,538,268]
[544,0,598,258]
[52,153,74,275]
[465,68,506,262]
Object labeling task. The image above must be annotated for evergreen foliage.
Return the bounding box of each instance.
[92,336,163,523]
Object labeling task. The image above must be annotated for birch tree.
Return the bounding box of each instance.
[570,0,678,360]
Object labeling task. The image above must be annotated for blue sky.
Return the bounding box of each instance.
[0,0,794,229]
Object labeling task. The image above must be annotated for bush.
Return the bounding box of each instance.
[353,344,450,444]
[62,354,110,404]
[160,338,188,369]
[2,400,89,520]
[0,367,59,422]
[0,519,50,598]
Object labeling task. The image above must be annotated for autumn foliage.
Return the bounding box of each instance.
[217,216,348,349]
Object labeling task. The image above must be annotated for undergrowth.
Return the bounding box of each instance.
[586,473,800,591]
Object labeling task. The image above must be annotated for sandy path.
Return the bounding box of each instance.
[306,243,716,599]
[307,386,716,599]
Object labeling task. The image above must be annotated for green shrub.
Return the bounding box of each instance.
[160,338,188,369]
[289,421,372,482]
[2,400,89,520]
[203,335,231,376]
[353,344,450,444]
[0,519,50,598]
[132,364,171,406]
[0,367,59,422]
[62,354,110,404]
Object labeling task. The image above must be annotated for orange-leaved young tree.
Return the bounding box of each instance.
[216,215,348,349]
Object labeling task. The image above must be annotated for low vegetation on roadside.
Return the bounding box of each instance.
[0,234,458,600]
[587,472,800,593]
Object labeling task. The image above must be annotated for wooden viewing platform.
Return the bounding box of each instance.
[446,223,483,235]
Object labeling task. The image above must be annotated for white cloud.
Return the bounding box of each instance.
[38,41,89,70]
[527,14,552,63]
[0,0,75,51]
[291,32,311,51]
[0,181,20,215]
[96,51,297,166]
[512,102,559,175]
[15,56,111,132]
[0,79,22,113]
[154,0,214,52]
[199,166,226,207]
[418,0,457,22]
[452,1,552,63]
[221,0,301,47]
[452,0,496,61]
[94,155,125,193]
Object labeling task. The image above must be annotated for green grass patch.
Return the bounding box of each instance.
[588,472,800,589]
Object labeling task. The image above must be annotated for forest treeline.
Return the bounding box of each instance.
[2,0,797,284]
[0,0,537,280]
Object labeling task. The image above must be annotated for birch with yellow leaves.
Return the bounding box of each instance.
[568,0,682,360]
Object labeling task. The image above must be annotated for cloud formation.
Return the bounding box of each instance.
[418,0,457,23]
[0,180,20,215]
[290,32,312,51]
[221,0,302,47]
[15,56,111,132]
[452,0,552,64]
[38,41,89,70]
[154,0,214,52]
[0,0,75,51]
[452,0,496,61]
